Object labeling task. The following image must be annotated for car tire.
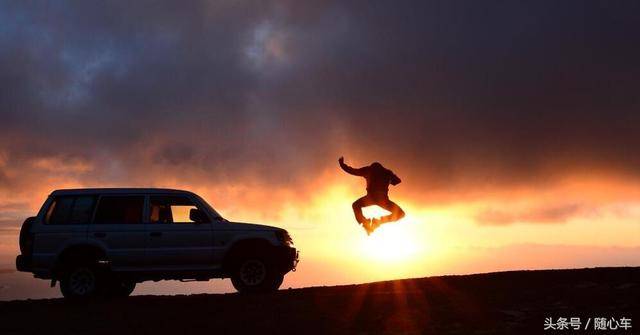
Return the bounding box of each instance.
[60,264,103,300]
[106,278,136,298]
[230,256,283,293]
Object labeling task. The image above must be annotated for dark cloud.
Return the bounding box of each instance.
[475,203,591,226]
[0,0,639,210]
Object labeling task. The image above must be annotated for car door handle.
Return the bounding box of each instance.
[93,232,106,238]
[150,232,163,237]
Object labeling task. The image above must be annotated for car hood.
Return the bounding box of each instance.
[227,221,284,232]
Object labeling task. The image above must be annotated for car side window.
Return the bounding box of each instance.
[94,196,144,224]
[45,196,96,225]
[149,195,209,224]
[69,196,96,224]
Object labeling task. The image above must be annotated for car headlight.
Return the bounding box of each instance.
[276,230,294,246]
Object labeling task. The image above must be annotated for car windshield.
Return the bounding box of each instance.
[193,194,225,221]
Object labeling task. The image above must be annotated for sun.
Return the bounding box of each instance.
[358,205,420,262]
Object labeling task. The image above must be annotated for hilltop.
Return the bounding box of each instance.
[0,267,637,334]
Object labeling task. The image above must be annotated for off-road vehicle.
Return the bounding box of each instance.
[16,188,299,299]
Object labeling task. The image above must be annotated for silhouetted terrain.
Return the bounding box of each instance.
[0,267,637,334]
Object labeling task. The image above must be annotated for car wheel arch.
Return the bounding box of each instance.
[222,238,274,272]
[54,244,107,275]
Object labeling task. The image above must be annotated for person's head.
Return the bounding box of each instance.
[371,162,384,170]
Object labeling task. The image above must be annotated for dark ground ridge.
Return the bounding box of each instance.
[0,266,637,335]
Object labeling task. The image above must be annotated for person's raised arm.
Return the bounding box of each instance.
[338,156,365,176]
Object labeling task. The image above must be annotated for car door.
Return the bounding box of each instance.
[88,195,147,269]
[210,220,242,265]
[145,194,214,269]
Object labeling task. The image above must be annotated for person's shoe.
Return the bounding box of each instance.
[370,218,382,231]
[362,219,374,235]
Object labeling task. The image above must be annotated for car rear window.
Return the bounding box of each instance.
[45,196,96,225]
[94,196,144,224]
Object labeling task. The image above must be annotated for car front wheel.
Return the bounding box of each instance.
[231,257,283,293]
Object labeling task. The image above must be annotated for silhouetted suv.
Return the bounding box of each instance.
[16,188,299,299]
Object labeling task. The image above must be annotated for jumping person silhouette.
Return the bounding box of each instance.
[339,157,405,234]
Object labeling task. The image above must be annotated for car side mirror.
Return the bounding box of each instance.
[189,208,208,223]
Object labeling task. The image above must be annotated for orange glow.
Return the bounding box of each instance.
[1,173,639,295]
[359,206,420,262]
[262,176,640,288]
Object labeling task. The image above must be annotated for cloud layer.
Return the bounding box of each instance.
[1,1,640,217]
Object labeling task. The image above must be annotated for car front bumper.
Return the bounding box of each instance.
[292,249,300,271]
[275,246,299,273]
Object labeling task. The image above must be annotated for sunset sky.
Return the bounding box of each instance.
[1,1,639,299]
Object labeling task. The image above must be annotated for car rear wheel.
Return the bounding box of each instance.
[60,265,102,299]
[231,256,283,293]
[106,278,136,298]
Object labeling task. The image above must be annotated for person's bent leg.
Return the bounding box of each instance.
[352,195,374,224]
[377,198,405,223]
